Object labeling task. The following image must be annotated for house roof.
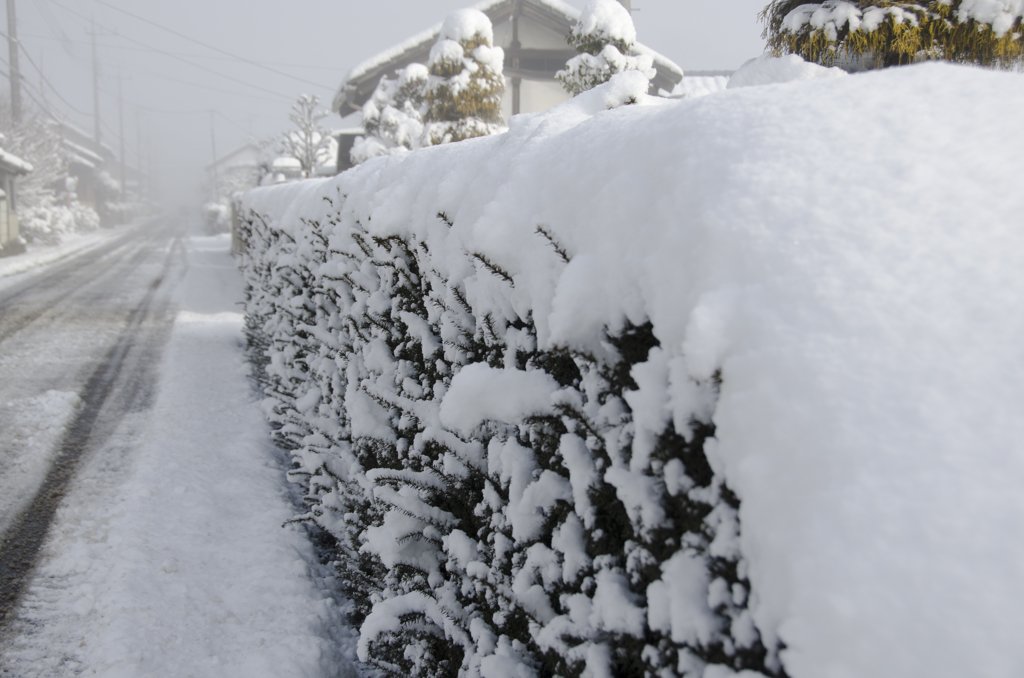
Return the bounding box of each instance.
[333,0,683,117]
[50,116,116,162]
[63,139,104,169]
[205,141,262,173]
[0,148,33,175]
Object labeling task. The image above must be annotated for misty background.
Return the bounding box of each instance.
[5,0,769,207]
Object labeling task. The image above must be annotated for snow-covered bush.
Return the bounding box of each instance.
[240,78,781,678]
[240,65,1024,678]
[352,64,429,165]
[760,0,1024,69]
[19,193,100,246]
[557,0,655,97]
[422,10,506,146]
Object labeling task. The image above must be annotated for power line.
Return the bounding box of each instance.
[90,0,332,92]
[33,0,77,58]
[20,32,344,71]
[0,28,93,117]
[107,59,293,105]
[47,0,296,103]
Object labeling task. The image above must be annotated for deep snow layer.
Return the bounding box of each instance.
[1,234,356,678]
[244,62,1024,677]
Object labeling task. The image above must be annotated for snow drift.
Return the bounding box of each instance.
[239,62,1024,678]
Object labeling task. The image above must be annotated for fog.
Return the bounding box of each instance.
[5,0,769,207]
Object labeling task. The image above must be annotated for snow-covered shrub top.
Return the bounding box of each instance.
[572,0,638,51]
[439,8,495,44]
[352,64,429,166]
[781,1,924,38]
[423,9,505,145]
[763,0,1024,67]
[240,63,1024,678]
[727,55,847,88]
[558,0,654,97]
[952,0,1024,35]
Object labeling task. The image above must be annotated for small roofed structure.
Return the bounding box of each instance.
[332,0,683,172]
[0,144,33,257]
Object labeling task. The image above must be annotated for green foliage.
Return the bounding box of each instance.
[423,30,505,145]
[568,29,631,58]
[760,0,1024,69]
[557,2,654,97]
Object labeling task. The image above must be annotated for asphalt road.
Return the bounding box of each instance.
[0,218,185,627]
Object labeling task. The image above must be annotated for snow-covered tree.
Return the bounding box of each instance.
[351,63,429,165]
[0,100,101,244]
[557,0,655,96]
[760,0,1024,69]
[279,94,333,178]
[422,9,505,146]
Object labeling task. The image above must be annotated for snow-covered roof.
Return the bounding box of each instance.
[333,0,683,115]
[49,115,116,161]
[63,139,104,169]
[206,141,261,173]
[0,148,33,175]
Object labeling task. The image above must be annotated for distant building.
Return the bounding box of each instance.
[331,0,684,173]
[206,141,263,200]
[0,144,33,257]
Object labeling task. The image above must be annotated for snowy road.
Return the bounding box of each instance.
[0,222,356,677]
[0,219,182,578]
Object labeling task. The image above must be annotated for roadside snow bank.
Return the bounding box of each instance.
[0,226,126,284]
[240,62,1024,678]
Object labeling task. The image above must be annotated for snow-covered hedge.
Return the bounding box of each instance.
[239,64,1024,678]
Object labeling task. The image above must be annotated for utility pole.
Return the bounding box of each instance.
[118,69,125,201]
[90,16,100,144]
[209,110,218,202]
[135,106,143,203]
[86,18,115,146]
[7,0,22,123]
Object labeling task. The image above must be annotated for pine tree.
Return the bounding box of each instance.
[760,0,1024,69]
[557,0,655,96]
[422,9,505,146]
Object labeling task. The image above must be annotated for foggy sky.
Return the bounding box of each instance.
[6,0,769,206]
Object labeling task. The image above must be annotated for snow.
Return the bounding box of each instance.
[953,0,1024,36]
[0,390,81,536]
[669,76,730,99]
[0,224,125,284]
[439,363,560,434]
[440,8,495,44]
[780,0,1024,39]
[2,233,357,677]
[0,147,33,174]
[573,0,637,45]
[242,61,1024,677]
[727,55,847,89]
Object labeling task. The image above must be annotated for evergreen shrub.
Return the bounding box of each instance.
[761,0,1024,69]
[239,183,788,677]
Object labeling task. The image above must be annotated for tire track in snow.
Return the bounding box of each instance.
[0,225,186,629]
[0,225,164,348]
